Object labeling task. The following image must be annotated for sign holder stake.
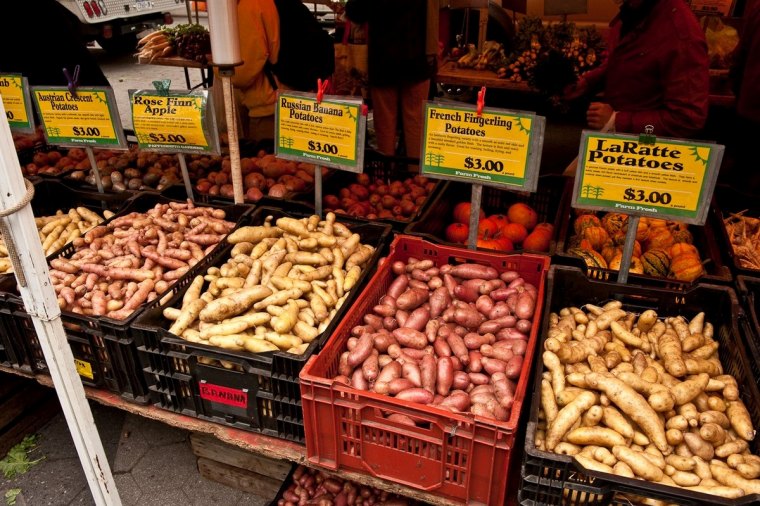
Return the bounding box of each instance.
[177,153,194,202]
[467,184,483,250]
[85,146,104,195]
[312,79,330,218]
[616,215,639,284]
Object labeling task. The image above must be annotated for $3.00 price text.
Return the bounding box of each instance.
[623,188,672,205]
[464,157,504,172]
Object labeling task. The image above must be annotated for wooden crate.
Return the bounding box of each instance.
[0,374,59,457]
[190,433,291,499]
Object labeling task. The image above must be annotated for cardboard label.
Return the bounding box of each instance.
[573,132,723,225]
[275,91,365,172]
[420,101,543,191]
[31,87,125,147]
[131,90,219,154]
[689,0,733,16]
[199,382,248,409]
[75,359,94,380]
[0,74,34,131]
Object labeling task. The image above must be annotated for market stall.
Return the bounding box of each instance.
[1,1,760,505]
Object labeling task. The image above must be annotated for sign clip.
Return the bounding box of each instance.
[152,79,171,96]
[62,65,80,97]
[316,79,329,104]
[476,86,486,117]
[639,124,656,145]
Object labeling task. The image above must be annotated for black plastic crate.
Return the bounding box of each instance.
[405,174,570,255]
[712,185,760,277]
[9,193,252,403]
[519,265,760,506]
[132,206,391,442]
[0,293,33,373]
[554,205,733,290]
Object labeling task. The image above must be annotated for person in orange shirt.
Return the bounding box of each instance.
[232,0,279,143]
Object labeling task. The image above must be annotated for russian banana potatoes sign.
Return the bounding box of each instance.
[0,74,34,132]
[420,101,544,191]
[572,132,724,225]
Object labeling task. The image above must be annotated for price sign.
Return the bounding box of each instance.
[572,131,724,225]
[0,74,34,132]
[420,101,544,191]
[31,87,125,147]
[275,91,365,172]
[130,89,220,154]
[688,0,734,16]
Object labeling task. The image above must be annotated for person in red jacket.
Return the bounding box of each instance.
[566,0,709,139]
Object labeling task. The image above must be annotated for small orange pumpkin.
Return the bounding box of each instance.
[608,252,645,274]
[583,226,610,251]
[647,227,674,251]
[669,243,698,258]
[670,253,704,282]
[574,214,602,235]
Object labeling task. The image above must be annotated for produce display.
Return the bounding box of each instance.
[193,152,321,202]
[445,201,553,253]
[277,466,412,506]
[723,210,760,270]
[454,41,507,71]
[159,212,376,355]
[537,302,759,498]
[323,174,436,221]
[47,200,235,319]
[567,212,705,282]
[0,207,112,273]
[334,257,539,421]
[13,128,44,152]
[136,23,211,64]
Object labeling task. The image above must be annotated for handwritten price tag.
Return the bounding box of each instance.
[275,91,365,172]
[31,87,125,147]
[572,132,724,225]
[420,101,544,191]
[130,90,219,154]
[688,0,734,16]
[0,74,34,132]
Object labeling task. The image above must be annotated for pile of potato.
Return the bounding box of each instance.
[537,302,760,500]
[0,207,112,274]
[277,466,411,506]
[161,212,375,356]
[48,200,235,319]
[335,258,539,422]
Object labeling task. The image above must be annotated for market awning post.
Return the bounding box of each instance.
[207,0,244,203]
[0,96,122,505]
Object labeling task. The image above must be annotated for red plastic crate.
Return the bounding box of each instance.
[300,235,550,506]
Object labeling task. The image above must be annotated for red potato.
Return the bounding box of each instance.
[362,353,379,381]
[392,328,427,350]
[400,347,431,360]
[395,310,409,327]
[452,371,471,390]
[347,337,358,350]
[454,306,484,329]
[516,319,533,334]
[515,291,536,320]
[500,270,520,282]
[387,274,409,299]
[464,332,494,350]
[425,319,441,343]
[395,388,435,404]
[363,314,383,330]
[482,357,508,375]
[481,344,514,363]
[391,261,406,275]
[387,413,417,426]
[454,283,480,303]
[450,355,463,371]
[420,354,438,393]
[347,333,374,367]
[375,333,398,354]
[373,304,395,317]
[429,287,451,319]
[436,357,454,396]
[449,264,498,280]
[383,316,399,331]
[475,295,495,315]
[396,287,429,310]
[433,338,452,357]
[507,277,525,289]
[505,355,524,379]
[438,390,471,411]
[351,368,369,390]
[403,307,430,331]
[497,328,528,341]
[408,279,428,291]
[469,373,490,385]
[402,362,422,387]
[376,361,402,384]
[387,378,417,395]
[469,350,484,373]
[488,302,512,319]
[443,273,458,297]
[490,287,517,301]
[410,268,430,282]
[446,334,469,364]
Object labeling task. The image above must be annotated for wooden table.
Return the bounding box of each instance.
[436,61,533,92]
[0,365,459,506]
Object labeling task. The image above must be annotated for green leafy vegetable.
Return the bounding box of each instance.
[0,435,44,480]
[5,489,21,506]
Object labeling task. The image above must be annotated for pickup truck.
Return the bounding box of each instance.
[56,0,184,53]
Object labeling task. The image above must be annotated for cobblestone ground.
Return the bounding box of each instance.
[0,402,268,506]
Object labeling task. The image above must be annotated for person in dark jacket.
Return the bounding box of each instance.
[724,0,760,192]
[345,0,438,160]
[566,0,709,139]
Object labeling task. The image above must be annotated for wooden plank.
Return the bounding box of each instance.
[436,61,534,92]
[0,393,58,457]
[190,433,291,481]
[197,457,283,498]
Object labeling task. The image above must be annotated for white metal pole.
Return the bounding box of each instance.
[0,96,121,506]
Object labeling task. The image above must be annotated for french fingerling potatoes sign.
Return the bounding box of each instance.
[572,132,724,225]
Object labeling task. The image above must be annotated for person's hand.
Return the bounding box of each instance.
[587,102,614,130]
[563,78,588,101]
